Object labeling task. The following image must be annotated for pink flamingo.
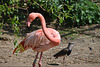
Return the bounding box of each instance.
[13,12,61,67]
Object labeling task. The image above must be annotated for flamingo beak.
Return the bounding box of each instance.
[26,19,31,27]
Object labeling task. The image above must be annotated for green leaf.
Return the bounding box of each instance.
[14,40,17,46]
[76,18,79,22]
[58,5,62,9]
[20,45,25,52]
[0,32,2,34]
[89,19,92,23]
[59,17,64,24]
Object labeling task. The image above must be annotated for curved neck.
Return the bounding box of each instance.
[37,13,46,29]
[37,13,60,45]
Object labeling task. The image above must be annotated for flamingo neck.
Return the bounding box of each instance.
[37,13,46,29]
[37,13,59,45]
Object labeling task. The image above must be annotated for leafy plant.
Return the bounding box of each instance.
[28,0,74,25]
[28,0,100,27]
[73,0,100,26]
[0,0,100,33]
[0,0,26,35]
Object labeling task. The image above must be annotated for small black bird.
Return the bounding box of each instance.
[53,42,75,59]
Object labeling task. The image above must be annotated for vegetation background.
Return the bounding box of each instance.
[0,0,100,35]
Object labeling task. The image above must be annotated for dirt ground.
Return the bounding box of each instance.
[0,24,100,67]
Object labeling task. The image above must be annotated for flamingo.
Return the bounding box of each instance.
[13,12,61,67]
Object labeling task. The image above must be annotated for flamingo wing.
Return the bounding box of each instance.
[13,29,50,54]
[24,29,50,49]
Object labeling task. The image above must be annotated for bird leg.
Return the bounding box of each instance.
[33,52,39,67]
[63,56,65,66]
[38,52,43,67]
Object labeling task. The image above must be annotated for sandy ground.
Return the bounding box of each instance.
[0,64,100,67]
[0,24,100,67]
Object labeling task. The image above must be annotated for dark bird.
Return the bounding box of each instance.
[53,42,75,59]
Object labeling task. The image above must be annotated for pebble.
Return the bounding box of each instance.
[72,53,79,56]
[0,59,5,63]
[69,60,74,64]
[5,60,7,63]
[8,55,11,57]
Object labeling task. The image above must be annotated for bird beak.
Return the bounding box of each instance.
[26,19,31,27]
[28,21,31,27]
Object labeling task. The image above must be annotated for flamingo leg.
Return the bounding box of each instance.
[33,52,39,67]
[38,52,43,67]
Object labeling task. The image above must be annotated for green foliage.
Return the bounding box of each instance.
[29,0,74,25]
[74,0,100,26]
[0,32,2,34]
[29,0,100,27]
[0,0,25,35]
[0,0,100,33]
[14,40,17,47]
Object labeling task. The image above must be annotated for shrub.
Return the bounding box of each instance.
[0,0,100,34]
[29,0,100,27]
[0,0,26,35]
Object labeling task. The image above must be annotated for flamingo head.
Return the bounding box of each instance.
[26,13,37,27]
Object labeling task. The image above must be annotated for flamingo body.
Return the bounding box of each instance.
[13,28,60,53]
